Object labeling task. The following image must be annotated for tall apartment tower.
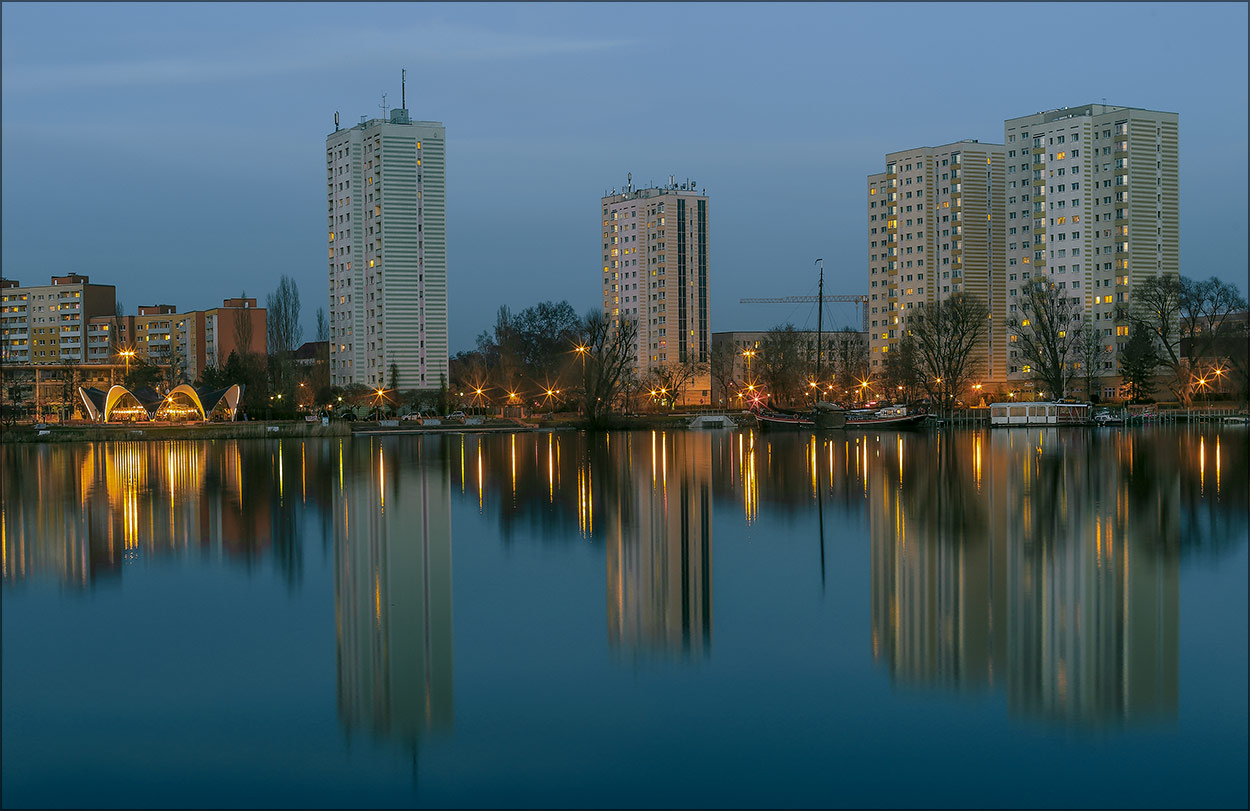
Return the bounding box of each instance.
[326,105,447,390]
[601,179,710,404]
[1002,104,1178,394]
[867,141,1007,382]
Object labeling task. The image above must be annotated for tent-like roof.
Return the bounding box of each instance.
[78,383,243,422]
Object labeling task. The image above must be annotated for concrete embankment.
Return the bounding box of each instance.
[0,421,351,444]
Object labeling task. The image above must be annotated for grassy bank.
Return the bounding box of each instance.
[0,420,352,444]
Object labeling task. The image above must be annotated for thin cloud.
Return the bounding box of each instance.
[3,21,632,93]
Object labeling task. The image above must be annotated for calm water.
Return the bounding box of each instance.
[2,427,1247,808]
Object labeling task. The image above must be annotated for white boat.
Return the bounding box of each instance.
[989,401,1091,426]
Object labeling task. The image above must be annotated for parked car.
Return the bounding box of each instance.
[401,412,423,421]
[445,411,467,423]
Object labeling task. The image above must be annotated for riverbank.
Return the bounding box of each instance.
[0,412,756,443]
[0,420,352,444]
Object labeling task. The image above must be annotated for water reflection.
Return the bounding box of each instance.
[603,432,712,660]
[334,437,454,749]
[0,440,338,588]
[2,425,1243,744]
[869,429,1182,726]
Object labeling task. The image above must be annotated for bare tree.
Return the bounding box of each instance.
[266,276,303,357]
[1118,274,1185,403]
[906,293,990,416]
[829,327,869,387]
[1077,322,1106,401]
[709,341,737,407]
[266,276,303,395]
[1010,278,1084,399]
[646,359,704,410]
[882,334,921,402]
[1180,277,1247,400]
[580,311,638,424]
[758,324,809,408]
[315,306,329,344]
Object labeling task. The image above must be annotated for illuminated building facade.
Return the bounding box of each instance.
[326,105,447,391]
[867,141,1007,382]
[1002,104,1179,397]
[0,274,116,365]
[602,180,710,404]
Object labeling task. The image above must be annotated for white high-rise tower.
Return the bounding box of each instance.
[326,97,446,391]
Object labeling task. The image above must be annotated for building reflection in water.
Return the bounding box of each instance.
[869,428,1182,726]
[464,430,715,661]
[0,440,340,588]
[603,431,713,660]
[334,437,454,749]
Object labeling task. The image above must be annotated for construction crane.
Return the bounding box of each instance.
[739,294,869,333]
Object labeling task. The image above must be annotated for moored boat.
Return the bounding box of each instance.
[844,405,930,429]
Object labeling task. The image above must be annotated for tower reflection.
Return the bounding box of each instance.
[869,429,1180,725]
[334,437,454,748]
[603,431,713,660]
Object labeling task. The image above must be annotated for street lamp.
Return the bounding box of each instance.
[119,348,135,377]
[742,349,755,376]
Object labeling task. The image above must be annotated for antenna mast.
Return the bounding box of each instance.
[402,68,406,109]
[379,92,388,120]
[815,259,824,384]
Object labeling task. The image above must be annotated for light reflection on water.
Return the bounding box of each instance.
[1,426,1246,806]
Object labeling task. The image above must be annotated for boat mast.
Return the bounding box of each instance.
[815,258,823,386]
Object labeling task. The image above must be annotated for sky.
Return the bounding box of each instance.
[2,2,1247,353]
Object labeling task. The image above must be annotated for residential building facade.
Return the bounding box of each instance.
[867,141,1007,382]
[1002,104,1178,398]
[0,274,116,366]
[326,107,447,391]
[602,179,710,404]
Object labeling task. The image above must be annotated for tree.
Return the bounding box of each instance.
[758,324,809,408]
[882,334,921,402]
[709,341,737,407]
[1077,323,1106,402]
[829,327,869,389]
[59,354,82,421]
[315,307,329,346]
[123,354,161,391]
[906,293,990,416]
[646,360,703,411]
[579,311,638,424]
[1119,321,1159,403]
[1010,277,1084,399]
[1118,275,1184,403]
[266,276,303,396]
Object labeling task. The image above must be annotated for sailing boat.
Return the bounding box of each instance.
[756,260,847,431]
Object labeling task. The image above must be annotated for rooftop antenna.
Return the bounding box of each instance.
[627,172,632,192]
[334,111,340,132]
[402,68,406,109]
[379,92,388,120]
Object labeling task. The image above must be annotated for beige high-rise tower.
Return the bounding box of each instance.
[867,141,1007,382]
[1002,104,1178,398]
[601,178,710,405]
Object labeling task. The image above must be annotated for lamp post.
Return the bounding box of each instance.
[120,348,135,378]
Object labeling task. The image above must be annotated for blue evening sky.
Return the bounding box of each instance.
[2,2,1246,352]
